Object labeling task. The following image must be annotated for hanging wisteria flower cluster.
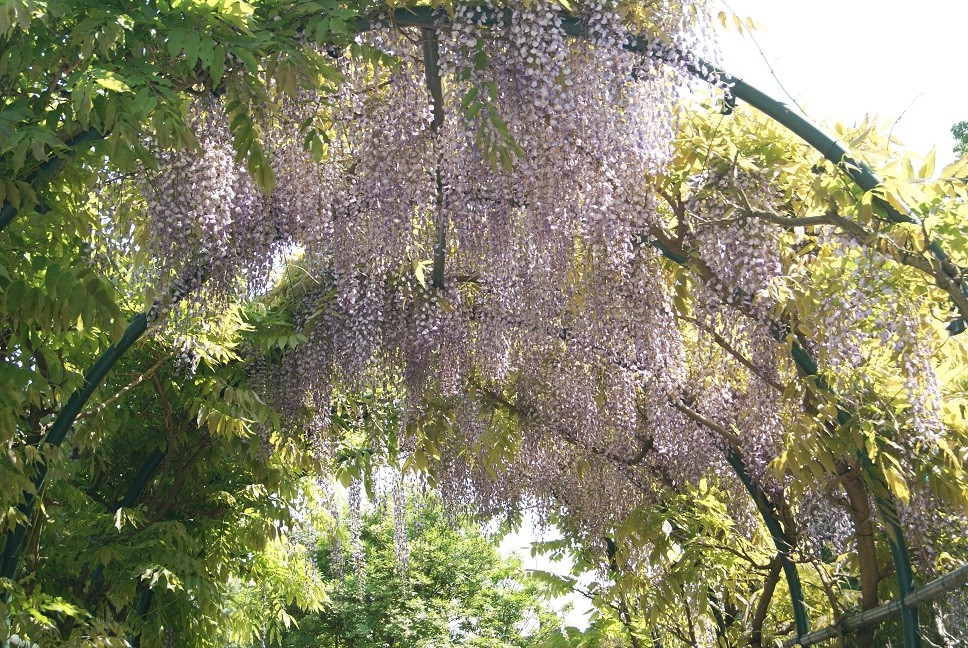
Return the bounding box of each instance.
[140,100,289,325]
[808,230,945,446]
[126,0,964,602]
[133,0,797,551]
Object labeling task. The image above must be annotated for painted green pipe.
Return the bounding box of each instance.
[0,313,149,581]
[119,449,167,647]
[725,449,810,641]
[794,359,922,648]
[786,341,922,647]
[128,587,154,648]
[645,246,815,642]
[0,313,152,648]
[881,501,921,648]
[686,62,967,335]
[0,267,199,588]
[89,448,167,588]
[862,460,922,648]
[0,130,103,234]
[762,338,922,646]
[117,449,167,510]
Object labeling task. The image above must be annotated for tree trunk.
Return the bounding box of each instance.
[840,461,879,647]
[751,557,783,647]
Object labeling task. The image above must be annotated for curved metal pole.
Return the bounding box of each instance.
[128,587,154,648]
[0,264,198,586]
[0,313,149,581]
[115,449,166,648]
[692,65,966,335]
[117,449,167,510]
[88,448,167,588]
[788,354,921,648]
[867,473,922,648]
[881,504,921,648]
[0,130,103,234]
[56,448,167,648]
[725,449,810,641]
[783,340,922,647]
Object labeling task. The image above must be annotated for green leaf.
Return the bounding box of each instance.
[93,70,132,93]
[918,148,936,179]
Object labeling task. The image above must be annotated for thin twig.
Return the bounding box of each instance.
[681,314,785,392]
[76,355,172,421]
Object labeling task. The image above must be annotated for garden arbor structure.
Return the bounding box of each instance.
[2,3,967,646]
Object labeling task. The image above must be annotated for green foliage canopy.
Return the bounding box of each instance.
[273,493,560,648]
[2,3,968,648]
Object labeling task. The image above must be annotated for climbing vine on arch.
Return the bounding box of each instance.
[2,0,968,646]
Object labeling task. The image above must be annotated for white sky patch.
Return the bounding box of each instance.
[716,0,968,165]
[497,512,597,629]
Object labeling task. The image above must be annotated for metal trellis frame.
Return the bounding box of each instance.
[787,563,968,647]
[1,7,964,648]
[726,450,810,639]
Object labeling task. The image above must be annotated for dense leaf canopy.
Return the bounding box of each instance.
[271,492,559,648]
[2,1,968,647]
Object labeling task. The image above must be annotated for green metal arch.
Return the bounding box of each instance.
[0,8,937,647]
[726,449,810,640]
[0,313,149,581]
[698,65,966,337]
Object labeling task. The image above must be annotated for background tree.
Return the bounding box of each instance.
[953,121,968,157]
[272,492,561,648]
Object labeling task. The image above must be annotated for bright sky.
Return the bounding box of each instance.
[716,0,968,166]
[506,1,968,631]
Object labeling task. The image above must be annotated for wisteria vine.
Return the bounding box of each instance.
[120,0,968,638]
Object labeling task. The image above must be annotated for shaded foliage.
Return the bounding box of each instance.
[274,493,560,648]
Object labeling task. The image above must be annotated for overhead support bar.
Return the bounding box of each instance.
[787,563,968,647]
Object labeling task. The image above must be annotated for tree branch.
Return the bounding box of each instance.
[76,355,172,422]
[681,314,784,393]
[732,185,968,325]
[751,555,783,647]
[671,399,742,447]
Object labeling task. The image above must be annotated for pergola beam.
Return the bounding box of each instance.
[0,9,959,648]
[787,563,968,647]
